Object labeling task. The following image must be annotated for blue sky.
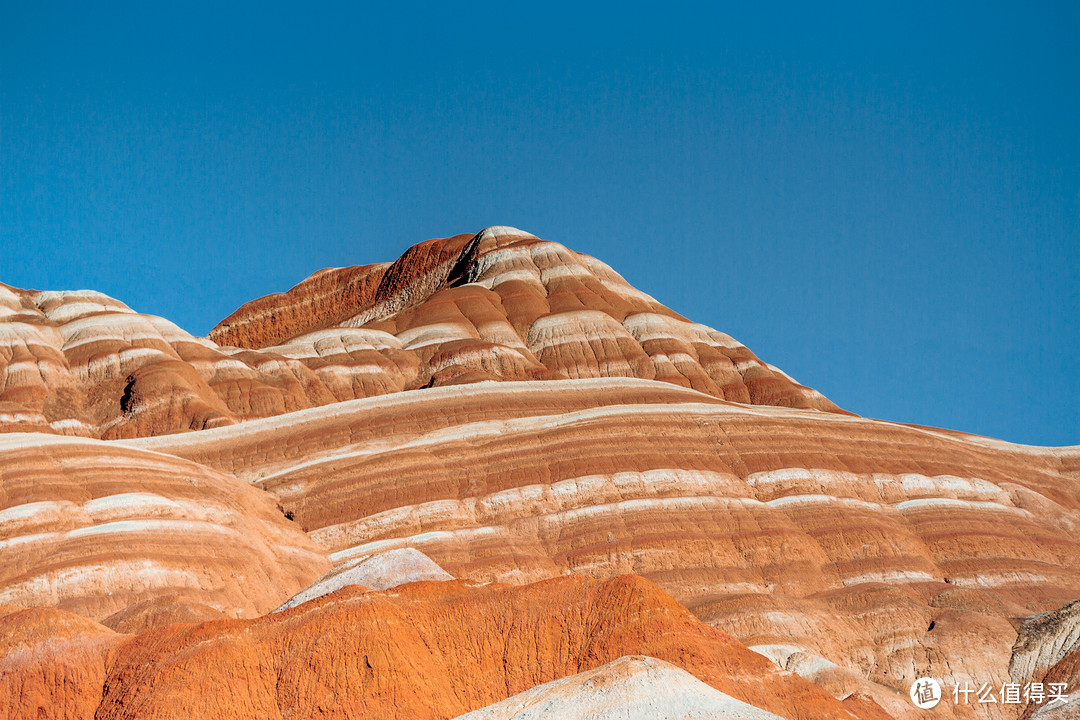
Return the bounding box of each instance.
[2,1,1077,445]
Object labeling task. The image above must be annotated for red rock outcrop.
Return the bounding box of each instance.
[124,379,1080,719]
[0,575,881,720]
[1,226,1076,720]
[0,606,127,720]
[0,227,837,439]
[0,284,334,438]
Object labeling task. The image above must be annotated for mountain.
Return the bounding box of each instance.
[0,576,875,720]
[453,655,791,720]
[0,226,836,440]
[0,227,1077,720]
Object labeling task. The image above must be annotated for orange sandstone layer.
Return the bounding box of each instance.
[0,575,885,720]
[124,378,1080,720]
[0,434,331,623]
[0,227,837,439]
[2,226,1076,720]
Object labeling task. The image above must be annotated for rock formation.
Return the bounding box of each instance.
[0,433,331,623]
[0,226,1076,720]
[113,375,1078,719]
[273,547,452,611]
[1010,600,1080,718]
[0,227,837,439]
[0,576,883,720]
[451,655,789,720]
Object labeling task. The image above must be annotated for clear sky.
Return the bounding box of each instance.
[2,2,1077,446]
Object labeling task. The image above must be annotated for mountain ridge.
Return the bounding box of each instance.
[2,226,1077,720]
[0,226,839,440]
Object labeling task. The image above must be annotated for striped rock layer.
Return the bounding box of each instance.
[450,655,790,720]
[124,378,1080,720]
[1,226,1077,720]
[0,434,331,625]
[1010,600,1080,719]
[0,575,882,720]
[0,227,836,439]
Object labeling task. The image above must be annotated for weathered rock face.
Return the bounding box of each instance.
[273,547,453,612]
[0,606,127,720]
[0,227,837,439]
[0,284,334,439]
[0,434,331,622]
[0,576,884,720]
[123,378,1080,720]
[1,226,1077,720]
[1011,600,1080,719]
[451,654,789,720]
[214,227,838,413]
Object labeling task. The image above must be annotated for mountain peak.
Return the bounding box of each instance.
[0,228,839,438]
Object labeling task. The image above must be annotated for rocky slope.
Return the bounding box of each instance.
[0,434,330,624]
[1010,600,1080,718]
[0,227,836,439]
[451,655,790,720]
[272,546,453,611]
[116,376,1078,719]
[0,575,882,720]
[0,227,1076,719]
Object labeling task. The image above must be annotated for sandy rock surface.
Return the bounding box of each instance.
[451,655,789,719]
[0,227,836,439]
[1,227,1077,720]
[273,547,452,611]
[0,576,876,720]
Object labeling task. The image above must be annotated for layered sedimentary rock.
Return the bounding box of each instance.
[1010,600,1080,718]
[125,378,1080,719]
[0,227,836,439]
[273,547,453,611]
[0,434,330,622]
[2,226,1077,720]
[0,575,880,720]
[0,284,334,438]
[452,655,788,720]
[0,605,127,720]
[1010,600,1080,688]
